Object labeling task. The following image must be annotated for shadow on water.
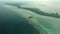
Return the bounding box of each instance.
[0,6,40,34]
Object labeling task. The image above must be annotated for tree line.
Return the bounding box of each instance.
[21,8,60,18]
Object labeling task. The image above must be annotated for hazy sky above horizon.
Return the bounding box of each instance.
[0,0,60,14]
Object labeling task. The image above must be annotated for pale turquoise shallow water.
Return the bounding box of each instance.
[10,5,60,34]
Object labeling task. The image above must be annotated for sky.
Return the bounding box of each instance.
[0,0,60,14]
